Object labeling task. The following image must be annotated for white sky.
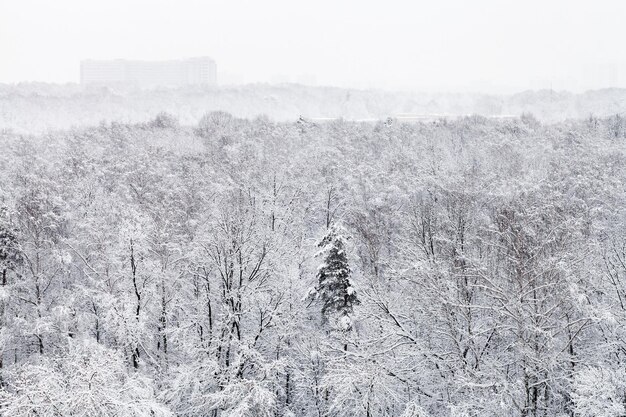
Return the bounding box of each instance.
[1,0,625,93]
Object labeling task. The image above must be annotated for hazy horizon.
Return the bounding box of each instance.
[2,0,626,94]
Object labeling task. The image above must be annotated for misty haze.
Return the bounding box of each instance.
[0,1,626,417]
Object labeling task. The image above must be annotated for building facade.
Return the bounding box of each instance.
[80,57,217,88]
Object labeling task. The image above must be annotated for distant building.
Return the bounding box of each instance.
[80,57,217,88]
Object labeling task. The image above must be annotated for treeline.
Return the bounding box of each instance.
[0,112,624,417]
[4,83,626,134]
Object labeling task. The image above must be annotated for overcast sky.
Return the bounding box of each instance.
[1,0,625,93]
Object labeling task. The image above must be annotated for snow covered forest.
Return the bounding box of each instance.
[0,110,625,417]
[4,83,626,133]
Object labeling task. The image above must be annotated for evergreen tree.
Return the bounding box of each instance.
[0,207,21,286]
[312,224,359,329]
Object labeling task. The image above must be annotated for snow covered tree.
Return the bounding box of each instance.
[0,338,172,417]
[572,366,626,417]
[0,207,21,286]
[311,224,359,330]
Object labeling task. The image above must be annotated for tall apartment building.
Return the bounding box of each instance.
[80,57,217,88]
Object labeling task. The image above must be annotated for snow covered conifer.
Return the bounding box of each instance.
[0,207,21,285]
[312,224,359,329]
